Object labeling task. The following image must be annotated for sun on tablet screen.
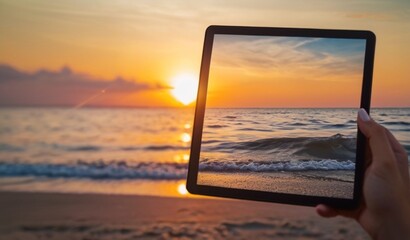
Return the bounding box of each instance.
[196,31,369,200]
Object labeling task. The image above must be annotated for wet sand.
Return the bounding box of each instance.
[0,191,369,239]
[198,171,354,199]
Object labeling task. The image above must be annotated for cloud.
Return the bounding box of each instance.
[0,64,160,107]
[211,35,366,81]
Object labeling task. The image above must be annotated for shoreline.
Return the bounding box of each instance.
[0,190,369,239]
[0,177,193,198]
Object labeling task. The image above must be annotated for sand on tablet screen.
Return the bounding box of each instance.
[196,34,367,199]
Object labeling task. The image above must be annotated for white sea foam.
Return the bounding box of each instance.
[199,159,355,172]
[0,161,187,180]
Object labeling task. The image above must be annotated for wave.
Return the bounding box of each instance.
[207,124,227,128]
[66,145,101,151]
[201,140,222,144]
[322,123,349,128]
[0,143,24,152]
[142,145,189,151]
[382,121,410,126]
[205,134,356,160]
[199,159,355,172]
[0,160,187,180]
[0,143,189,153]
[238,128,272,132]
[287,122,307,126]
[0,158,356,181]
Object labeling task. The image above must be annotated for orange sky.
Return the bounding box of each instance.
[207,36,366,108]
[0,0,409,107]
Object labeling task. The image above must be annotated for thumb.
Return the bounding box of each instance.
[357,108,388,141]
[357,108,378,138]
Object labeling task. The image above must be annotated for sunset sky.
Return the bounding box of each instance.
[0,0,409,107]
[207,35,366,108]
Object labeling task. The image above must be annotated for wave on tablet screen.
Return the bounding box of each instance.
[199,159,355,172]
[198,134,356,173]
[203,134,356,160]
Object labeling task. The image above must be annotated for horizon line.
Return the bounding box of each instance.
[0,105,409,110]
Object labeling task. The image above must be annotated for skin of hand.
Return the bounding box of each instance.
[316,109,410,240]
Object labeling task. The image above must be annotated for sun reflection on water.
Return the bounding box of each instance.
[173,154,190,163]
[177,182,188,195]
[180,133,191,143]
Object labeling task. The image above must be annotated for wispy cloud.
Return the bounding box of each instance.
[0,64,162,107]
[211,35,366,81]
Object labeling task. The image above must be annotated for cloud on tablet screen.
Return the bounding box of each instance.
[212,35,366,81]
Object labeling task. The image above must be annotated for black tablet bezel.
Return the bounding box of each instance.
[187,25,375,209]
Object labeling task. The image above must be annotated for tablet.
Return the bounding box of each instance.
[187,26,375,208]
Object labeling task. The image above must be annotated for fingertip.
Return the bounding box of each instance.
[357,109,374,138]
[315,204,327,216]
[315,204,338,218]
[358,108,371,122]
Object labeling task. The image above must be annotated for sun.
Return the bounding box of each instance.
[170,73,199,105]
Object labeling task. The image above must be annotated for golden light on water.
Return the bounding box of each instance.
[180,133,191,143]
[177,182,188,195]
[184,123,191,129]
[173,154,190,163]
[170,73,198,105]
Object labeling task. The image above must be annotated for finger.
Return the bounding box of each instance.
[357,109,398,171]
[316,204,362,220]
[316,204,338,218]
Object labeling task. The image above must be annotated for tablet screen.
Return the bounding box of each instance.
[197,34,367,199]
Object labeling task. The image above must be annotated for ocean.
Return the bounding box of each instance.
[0,107,409,197]
[198,108,410,198]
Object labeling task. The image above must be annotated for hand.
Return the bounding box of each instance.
[316,109,410,240]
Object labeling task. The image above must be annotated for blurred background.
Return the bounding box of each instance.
[0,1,409,239]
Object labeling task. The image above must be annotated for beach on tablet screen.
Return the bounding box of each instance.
[197,34,367,199]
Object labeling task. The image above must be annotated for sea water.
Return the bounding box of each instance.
[0,107,408,196]
[198,108,410,198]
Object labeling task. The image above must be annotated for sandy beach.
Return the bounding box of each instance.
[198,171,354,199]
[0,191,369,239]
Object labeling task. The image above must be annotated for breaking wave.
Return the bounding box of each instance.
[205,134,356,160]
[199,159,355,172]
[0,160,187,180]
